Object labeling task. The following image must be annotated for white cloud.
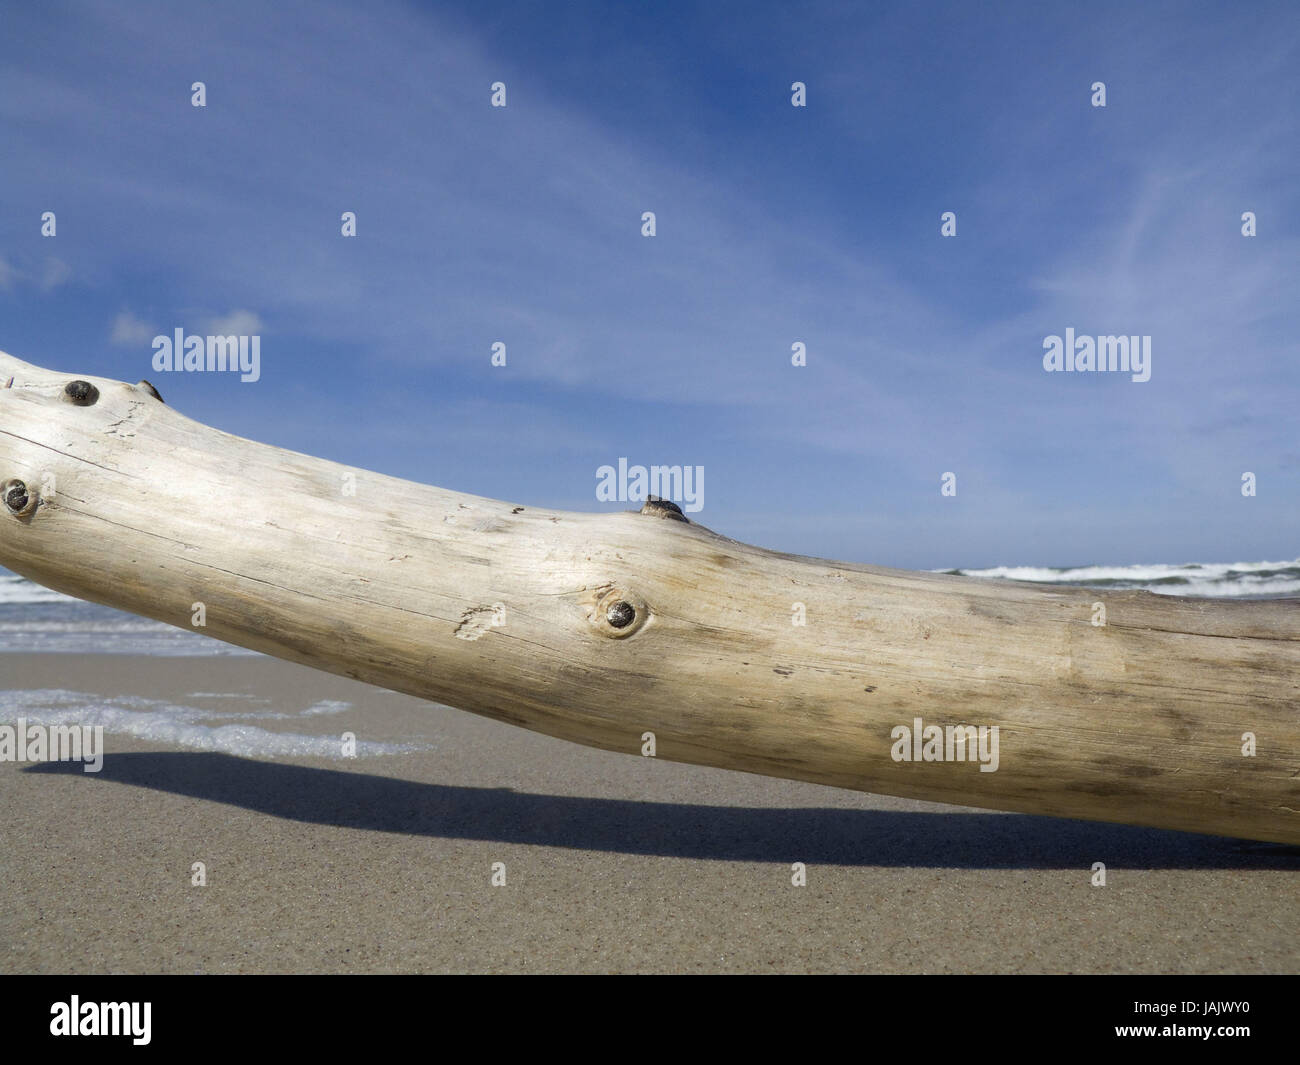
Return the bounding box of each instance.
[0,255,71,292]
[203,309,264,336]
[39,256,71,291]
[110,310,158,347]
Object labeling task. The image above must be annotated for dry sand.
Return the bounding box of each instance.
[0,651,1296,974]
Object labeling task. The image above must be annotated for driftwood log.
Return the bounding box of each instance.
[1,350,1297,844]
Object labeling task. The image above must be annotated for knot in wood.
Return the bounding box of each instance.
[592,587,649,638]
[2,478,36,517]
[64,380,99,406]
[606,600,636,628]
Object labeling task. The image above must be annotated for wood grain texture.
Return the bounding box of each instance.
[2,351,1297,843]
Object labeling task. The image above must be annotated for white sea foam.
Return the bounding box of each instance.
[300,700,353,716]
[188,692,270,700]
[0,689,423,759]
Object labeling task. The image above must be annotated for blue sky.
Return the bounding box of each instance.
[1,0,1296,568]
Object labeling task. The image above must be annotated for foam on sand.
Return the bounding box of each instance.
[0,689,424,760]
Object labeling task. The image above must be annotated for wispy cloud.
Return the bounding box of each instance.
[110,310,157,346]
[202,309,263,336]
[40,257,71,291]
[0,253,72,293]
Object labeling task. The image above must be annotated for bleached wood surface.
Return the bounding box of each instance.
[1,350,1297,844]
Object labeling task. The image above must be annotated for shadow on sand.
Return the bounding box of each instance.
[26,752,1300,869]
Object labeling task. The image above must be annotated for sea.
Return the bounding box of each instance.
[938,559,1300,600]
[0,570,258,656]
[0,569,423,759]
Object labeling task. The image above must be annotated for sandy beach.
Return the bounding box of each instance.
[1,651,1297,974]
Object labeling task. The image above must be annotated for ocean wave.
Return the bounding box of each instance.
[0,574,77,605]
[0,600,262,655]
[941,559,1300,597]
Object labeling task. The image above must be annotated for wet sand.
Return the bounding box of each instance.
[1,652,1296,973]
